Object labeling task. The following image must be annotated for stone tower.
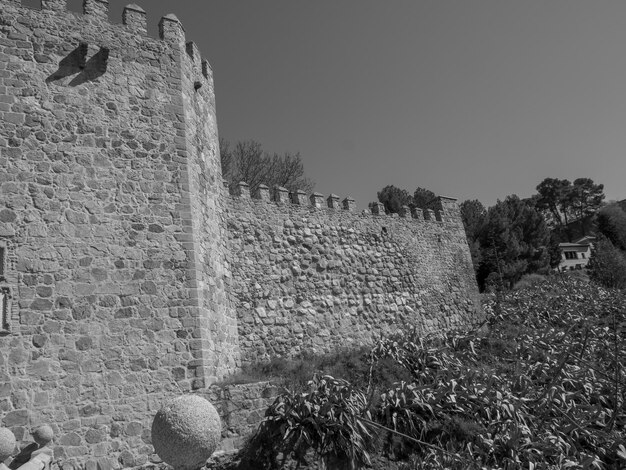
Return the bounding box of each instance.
[0,0,237,465]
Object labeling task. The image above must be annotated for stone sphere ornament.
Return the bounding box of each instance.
[0,428,16,461]
[31,425,53,446]
[151,395,221,470]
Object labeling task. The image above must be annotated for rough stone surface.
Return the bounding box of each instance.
[204,382,280,452]
[0,427,16,461]
[0,1,236,467]
[226,195,482,364]
[151,395,221,470]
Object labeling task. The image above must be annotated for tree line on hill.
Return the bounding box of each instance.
[377,179,626,291]
[376,183,557,290]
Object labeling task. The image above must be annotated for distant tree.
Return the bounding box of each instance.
[460,200,486,240]
[534,178,573,231]
[588,235,626,289]
[515,198,552,275]
[533,177,605,240]
[597,203,626,251]
[519,195,563,268]
[226,139,265,190]
[569,178,605,230]
[413,187,437,209]
[375,185,437,214]
[219,138,314,195]
[459,199,486,272]
[478,195,550,290]
[547,231,563,269]
[377,185,413,214]
[268,152,314,193]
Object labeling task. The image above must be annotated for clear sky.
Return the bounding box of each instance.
[73,0,626,208]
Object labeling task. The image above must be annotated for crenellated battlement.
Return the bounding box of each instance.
[225,180,457,224]
[122,3,147,34]
[3,0,214,82]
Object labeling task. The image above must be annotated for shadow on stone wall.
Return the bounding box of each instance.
[46,44,109,86]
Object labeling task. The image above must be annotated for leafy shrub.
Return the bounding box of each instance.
[513,273,547,290]
[597,203,626,251]
[235,278,626,469]
[240,375,375,469]
[588,235,626,289]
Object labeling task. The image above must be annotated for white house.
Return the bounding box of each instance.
[558,235,594,271]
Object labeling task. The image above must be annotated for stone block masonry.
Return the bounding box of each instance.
[0,0,482,467]
[226,190,482,365]
[0,0,237,467]
[203,381,281,453]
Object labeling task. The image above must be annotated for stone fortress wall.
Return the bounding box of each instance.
[225,185,482,365]
[0,1,482,468]
[0,1,237,467]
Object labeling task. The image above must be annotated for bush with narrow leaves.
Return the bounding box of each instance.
[236,276,625,470]
[240,375,375,469]
[372,276,625,469]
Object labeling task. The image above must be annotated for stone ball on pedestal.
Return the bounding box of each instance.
[32,425,53,446]
[151,395,221,470]
[0,428,16,461]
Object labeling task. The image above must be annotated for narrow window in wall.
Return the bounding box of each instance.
[0,242,12,332]
[0,287,9,332]
[0,245,4,280]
